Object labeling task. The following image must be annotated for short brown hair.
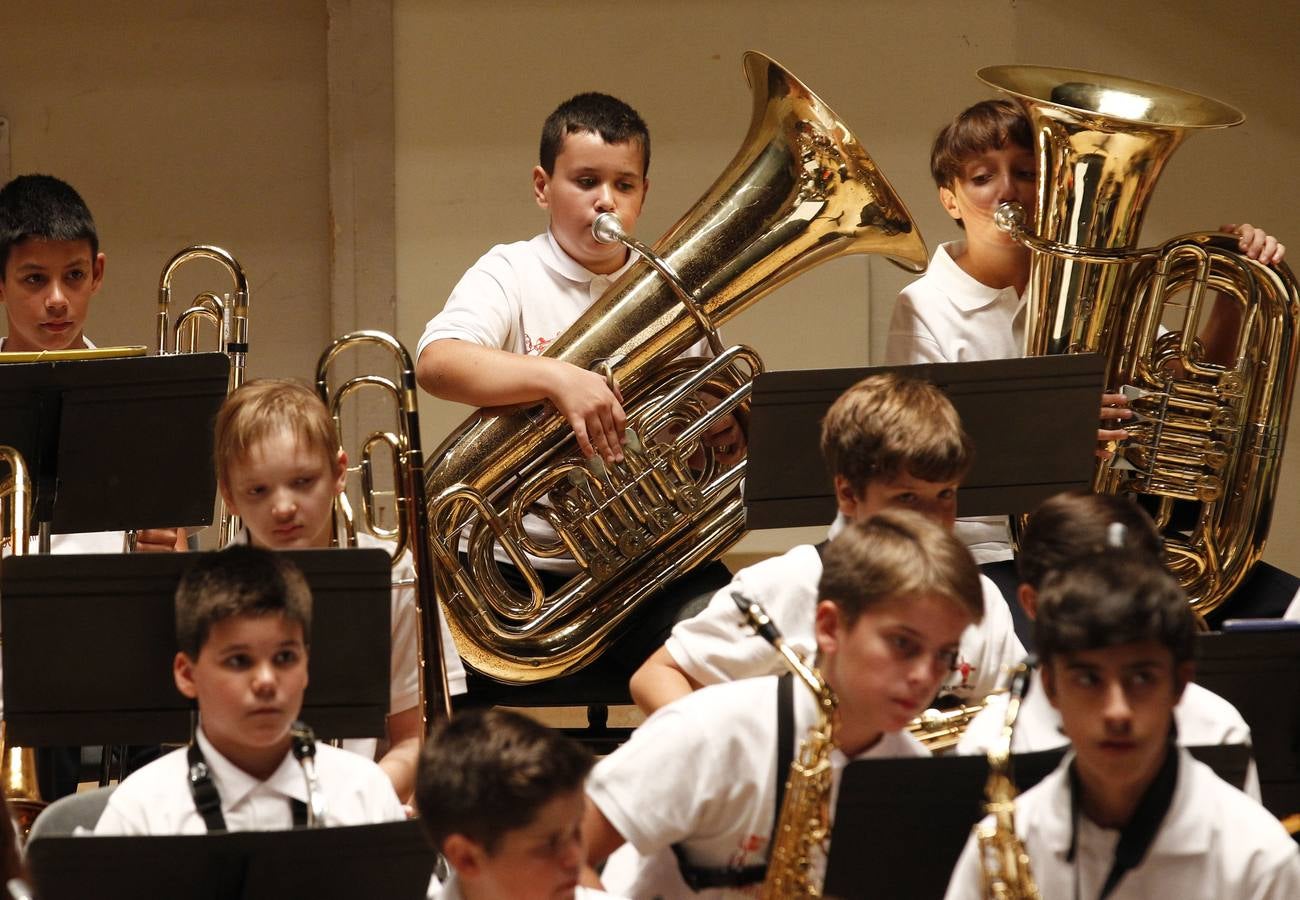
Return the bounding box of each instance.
[1017,491,1162,590]
[415,709,593,854]
[174,545,313,658]
[819,509,983,625]
[930,99,1032,191]
[819,372,973,497]
[214,379,338,487]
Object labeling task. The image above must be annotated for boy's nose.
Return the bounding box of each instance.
[594,183,616,212]
[250,662,278,695]
[1100,682,1133,726]
[45,283,69,314]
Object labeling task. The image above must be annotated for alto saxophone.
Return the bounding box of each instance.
[732,592,837,900]
[974,661,1040,900]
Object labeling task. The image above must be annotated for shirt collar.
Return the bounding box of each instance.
[541,228,636,285]
[195,724,309,810]
[933,241,1023,313]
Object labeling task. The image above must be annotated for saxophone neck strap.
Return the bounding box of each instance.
[186,741,308,834]
[1067,739,1179,900]
[670,672,796,891]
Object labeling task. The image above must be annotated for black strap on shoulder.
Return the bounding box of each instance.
[187,742,310,832]
[1067,741,1180,900]
[187,742,227,833]
[813,539,830,560]
[670,673,798,891]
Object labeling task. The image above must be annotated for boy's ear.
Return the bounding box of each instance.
[90,252,106,294]
[813,599,842,658]
[173,651,199,700]
[1017,583,1038,621]
[441,833,486,878]
[1172,659,1194,703]
[532,165,551,210]
[832,475,862,520]
[218,480,238,516]
[938,186,962,222]
[333,448,348,494]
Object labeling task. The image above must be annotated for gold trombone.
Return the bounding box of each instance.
[317,330,452,733]
[0,446,45,836]
[155,245,251,547]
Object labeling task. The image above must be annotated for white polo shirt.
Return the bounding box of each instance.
[884,241,1027,563]
[94,726,404,835]
[427,872,625,900]
[955,668,1262,800]
[587,674,928,899]
[664,518,1025,705]
[943,747,1300,900]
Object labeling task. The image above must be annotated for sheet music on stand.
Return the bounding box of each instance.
[26,820,438,900]
[1,548,392,746]
[744,354,1105,529]
[0,351,229,532]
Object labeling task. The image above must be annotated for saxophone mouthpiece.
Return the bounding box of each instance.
[592,212,627,245]
[732,591,782,645]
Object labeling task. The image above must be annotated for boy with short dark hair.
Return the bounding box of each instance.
[416,708,622,900]
[94,545,403,834]
[944,553,1300,898]
[213,378,467,801]
[630,371,1024,713]
[413,91,736,676]
[584,510,985,898]
[955,490,1260,799]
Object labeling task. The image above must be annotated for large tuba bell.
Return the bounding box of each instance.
[425,51,927,683]
[979,65,1300,615]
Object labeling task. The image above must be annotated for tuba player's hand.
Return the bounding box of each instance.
[1221,223,1286,265]
[1096,392,1132,461]
[134,527,188,552]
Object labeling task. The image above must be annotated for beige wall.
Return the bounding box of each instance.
[395,0,1300,573]
[0,1,331,383]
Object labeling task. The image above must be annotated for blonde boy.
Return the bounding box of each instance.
[583,510,984,898]
[95,546,402,833]
[630,372,1024,713]
[213,379,466,801]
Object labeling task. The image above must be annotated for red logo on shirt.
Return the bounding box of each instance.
[956,659,976,687]
[524,332,554,355]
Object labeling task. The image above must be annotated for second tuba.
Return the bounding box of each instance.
[980,65,1300,615]
[425,51,928,683]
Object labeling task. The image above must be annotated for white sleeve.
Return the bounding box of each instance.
[941,828,985,900]
[416,251,519,356]
[1252,849,1300,900]
[954,695,1008,757]
[389,565,422,715]
[92,792,146,836]
[885,287,948,365]
[664,548,818,687]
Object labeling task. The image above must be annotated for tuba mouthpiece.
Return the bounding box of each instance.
[592,212,626,245]
[993,202,1026,235]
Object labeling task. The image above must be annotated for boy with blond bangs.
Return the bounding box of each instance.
[955,490,1261,800]
[414,92,738,676]
[944,553,1300,899]
[582,510,984,898]
[213,378,466,801]
[416,709,624,900]
[886,100,1285,563]
[630,371,1024,714]
[94,546,403,834]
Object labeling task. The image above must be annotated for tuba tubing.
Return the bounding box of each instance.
[426,51,928,684]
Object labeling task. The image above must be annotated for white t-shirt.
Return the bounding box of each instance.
[956,668,1262,800]
[885,241,1027,563]
[93,726,404,835]
[587,674,928,899]
[943,747,1300,900]
[417,230,711,574]
[664,518,1025,704]
[428,872,625,900]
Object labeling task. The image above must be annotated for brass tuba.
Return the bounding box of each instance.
[156,245,252,547]
[0,446,45,836]
[318,330,452,730]
[425,51,928,682]
[979,65,1300,615]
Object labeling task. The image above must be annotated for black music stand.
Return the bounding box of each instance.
[743,354,1106,529]
[1,548,392,746]
[822,743,1252,899]
[0,352,229,532]
[1193,629,1300,815]
[26,820,438,900]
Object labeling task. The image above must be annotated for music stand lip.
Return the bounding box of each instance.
[1,547,392,746]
